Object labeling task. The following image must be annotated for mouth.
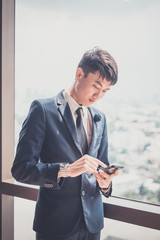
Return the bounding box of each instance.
[89,99,95,103]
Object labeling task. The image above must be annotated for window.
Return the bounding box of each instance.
[1,0,160,239]
[15,0,160,205]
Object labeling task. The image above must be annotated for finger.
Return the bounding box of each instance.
[99,169,108,175]
[99,168,119,178]
[77,157,99,169]
[71,158,97,169]
[93,172,101,183]
[114,169,119,175]
[94,171,106,182]
[94,172,111,187]
[85,158,99,168]
[79,158,99,172]
[110,169,119,177]
[90,157,107,168]
[73,162,97,174]
[98,169,110,179]
[83,163,98,173]
[83,155,106,168]
[100,171,117,182]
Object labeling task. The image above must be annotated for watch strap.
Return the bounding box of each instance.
[60,163,69,177]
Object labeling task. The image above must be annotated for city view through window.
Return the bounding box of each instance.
[15,0,160,205]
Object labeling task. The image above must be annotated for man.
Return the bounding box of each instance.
[11,47,118,240]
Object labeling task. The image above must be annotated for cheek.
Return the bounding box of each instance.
[99,92,106,99]
[78,82,94,98]
[81,86,91,96]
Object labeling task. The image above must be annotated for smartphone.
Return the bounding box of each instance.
[102,165,124,175]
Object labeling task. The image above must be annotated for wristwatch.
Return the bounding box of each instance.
[60,163,69,177]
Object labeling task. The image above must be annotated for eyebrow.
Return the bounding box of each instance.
[95,80,103,87]
[95,80,111,90]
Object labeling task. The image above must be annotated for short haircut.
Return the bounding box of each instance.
[77,47,118,85]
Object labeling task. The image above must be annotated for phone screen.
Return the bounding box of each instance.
[102,165,124,175]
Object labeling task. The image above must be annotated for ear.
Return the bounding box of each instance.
[75,68,84,82]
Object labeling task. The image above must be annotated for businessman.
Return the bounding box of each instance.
[12,47,118,240]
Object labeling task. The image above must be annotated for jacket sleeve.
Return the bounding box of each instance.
[97,114,112,197]
[11,100,64,189]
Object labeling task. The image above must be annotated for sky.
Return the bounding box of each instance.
[15,0,160,114]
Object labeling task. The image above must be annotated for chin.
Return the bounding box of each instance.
[85,102,93,107]
[81,99,93,107]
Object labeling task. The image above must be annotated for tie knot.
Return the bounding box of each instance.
[76,107,83,117]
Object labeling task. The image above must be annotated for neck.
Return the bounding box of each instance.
[67,84,79,104]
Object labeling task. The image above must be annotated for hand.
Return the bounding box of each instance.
[65,154,106,178]
[94,169,119,189]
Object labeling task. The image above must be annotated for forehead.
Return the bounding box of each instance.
[88,71,111,88]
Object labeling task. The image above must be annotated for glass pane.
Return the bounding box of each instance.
[15,0,160,205]
[14,197,36,240]
[14,197,160,240]
[101,218,160,240]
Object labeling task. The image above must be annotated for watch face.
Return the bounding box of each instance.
[60,163,65,167]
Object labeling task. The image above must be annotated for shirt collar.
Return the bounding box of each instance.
[63,90,88,117]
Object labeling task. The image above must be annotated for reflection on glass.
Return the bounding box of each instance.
[101,218,160,240]
[15,0,160,204]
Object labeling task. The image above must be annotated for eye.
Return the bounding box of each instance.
[103,88,110,93]
[93,85,100,89]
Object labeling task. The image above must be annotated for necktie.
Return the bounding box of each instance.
[76,107,88,154]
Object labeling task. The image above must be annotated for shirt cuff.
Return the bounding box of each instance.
[101,182,112,197]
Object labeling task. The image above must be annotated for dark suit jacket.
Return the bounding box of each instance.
[11,91,111,237]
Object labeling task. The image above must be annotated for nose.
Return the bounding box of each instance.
[93,93,99,100]
[93,90,102,100]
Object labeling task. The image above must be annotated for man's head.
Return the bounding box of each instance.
[77,47,118,86]
[69,47,118,107]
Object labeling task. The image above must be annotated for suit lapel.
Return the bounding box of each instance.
[56,91,83,155]
[88,107,101,153]
[55,91,102,155]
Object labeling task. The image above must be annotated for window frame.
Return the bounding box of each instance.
[0,0,160,239]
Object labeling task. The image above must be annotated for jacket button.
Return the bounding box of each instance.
[82,190,85,196]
